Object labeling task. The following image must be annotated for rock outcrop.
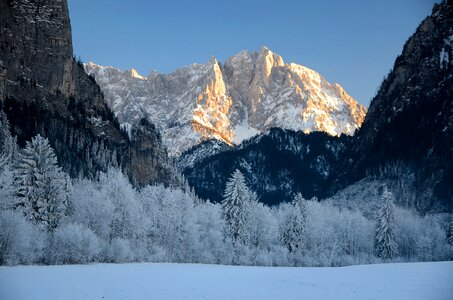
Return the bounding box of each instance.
[0,0,173,186]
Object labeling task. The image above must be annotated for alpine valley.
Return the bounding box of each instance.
[0,0,450,211]
[0,0,453,279]
[85,2,453,211]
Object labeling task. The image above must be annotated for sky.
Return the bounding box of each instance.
[68,0,437,107]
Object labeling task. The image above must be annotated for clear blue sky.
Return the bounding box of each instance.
[68,0,437,107]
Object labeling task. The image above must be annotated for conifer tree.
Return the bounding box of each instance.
[221,169,251,245]
[0,111,17,160]
[282,193,308,253]
[447,217,453,247]
[375,187,399,260]
[13,135,67,230]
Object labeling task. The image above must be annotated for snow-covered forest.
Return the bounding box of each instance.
[0,112,452,267]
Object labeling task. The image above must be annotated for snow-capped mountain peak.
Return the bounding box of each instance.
[130,68,146,80]
[85,47,366,156]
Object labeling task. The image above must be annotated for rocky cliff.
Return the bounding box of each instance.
[86,47,366,156]
[0,0,173,186]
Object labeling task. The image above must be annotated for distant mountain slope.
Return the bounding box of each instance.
[86,47,366,156]
[0,0,173,186]
[181,128,347,205]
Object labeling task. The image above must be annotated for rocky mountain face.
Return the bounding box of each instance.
[182,2,453,211]
[333,1,453,211]
[0,0,173,186]
[85,47,366,156]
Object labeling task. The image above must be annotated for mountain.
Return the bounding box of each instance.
[0,0,174,186]
[85,47,366,156]
[181,2,453,210]
[181,128,347,205]
[178,139,233,171]
[333,1,453,211]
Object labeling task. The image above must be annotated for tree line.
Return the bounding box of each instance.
[0,111,452,266]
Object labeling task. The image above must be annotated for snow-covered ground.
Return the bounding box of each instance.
[1,262,452,300]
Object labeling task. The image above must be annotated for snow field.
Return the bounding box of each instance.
[1,261,452,300]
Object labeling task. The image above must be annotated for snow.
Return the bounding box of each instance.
[84,46,366,157]
[440,48,449,68]
[233,114,260,144]
[120,122,133,139]
[1,262,452,300]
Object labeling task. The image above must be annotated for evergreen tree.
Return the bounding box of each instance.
[0,112,17,210]
[221,169,251,245]
[13,135,67,230]
[0,111,17,160]
[375,187,399,260]
[282,193,308,253]
[447,217,453,247]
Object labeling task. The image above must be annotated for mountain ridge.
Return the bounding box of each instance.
[85,46,366,156]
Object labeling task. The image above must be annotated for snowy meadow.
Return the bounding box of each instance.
[1,262,453,300]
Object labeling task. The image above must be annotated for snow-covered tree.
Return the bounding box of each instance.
[0,111,16,160]
[375,187,399,260]
[0,160,16,211]
[222,169,252,246]
[13,135,68,230]
[281,193,308,254]
[0,210,44,265]
[447,217,453,247]
[105,237,133,263]
[98,168,145,241]
[194,202,231,264]
[246,199,282,266]
[0,114,18,211]
[69,178,115,240]
[50,223,101,264]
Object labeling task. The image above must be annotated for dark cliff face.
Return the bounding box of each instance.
[0,0,74,97]
[333,2,453,211]
[0,0,172,185]
[182,128,347,205]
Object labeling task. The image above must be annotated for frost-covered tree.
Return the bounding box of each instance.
[195,202,231,264]
[50,223,101,264]
[281,193,308,254]
[447,217,453,247]
[105,237,133,263]
[69,178,115,240]
[222,169,251,246]
[0,160,16,211]
[0,111,16,160]
[13,135,68,230]
[0,210,44,265]
[98,168,145,241]
[375,187,399,260]
[0,113,18,211]
[246,200,282,266]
